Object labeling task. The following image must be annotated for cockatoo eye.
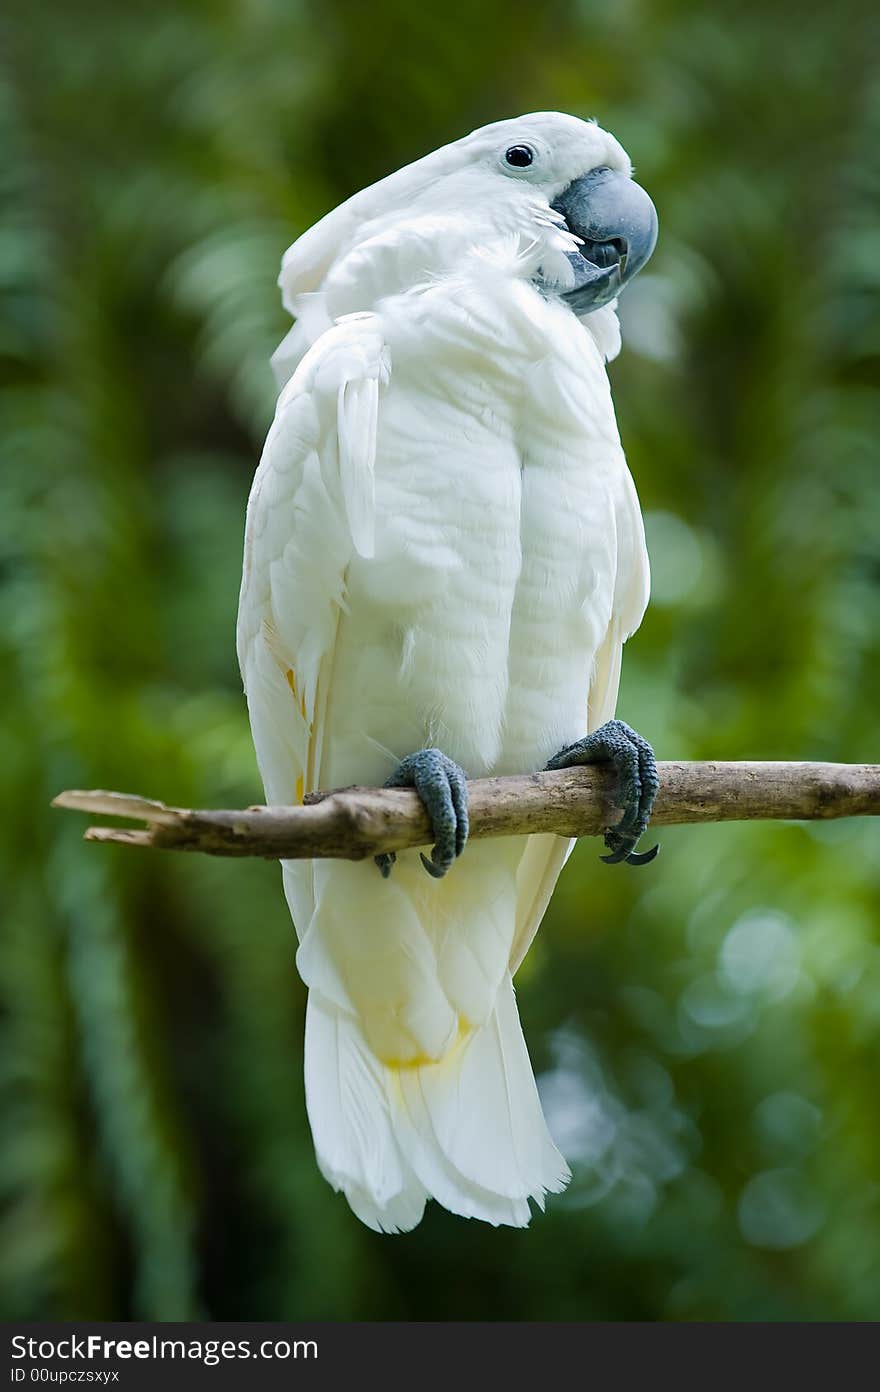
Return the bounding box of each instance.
[504,145,535,168]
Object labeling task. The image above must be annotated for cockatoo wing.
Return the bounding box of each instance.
[509,462,650,976]
[237,312,389,925]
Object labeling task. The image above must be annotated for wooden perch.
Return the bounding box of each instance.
[53,762,880,862]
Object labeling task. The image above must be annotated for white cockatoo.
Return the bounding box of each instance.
[237,112,659,1233]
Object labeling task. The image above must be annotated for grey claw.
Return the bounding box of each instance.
[375,748,469,880]
[547,718,659,868]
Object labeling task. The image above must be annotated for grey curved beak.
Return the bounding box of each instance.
[551,167,658,314]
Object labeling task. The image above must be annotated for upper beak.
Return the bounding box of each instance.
[551,167,658,314]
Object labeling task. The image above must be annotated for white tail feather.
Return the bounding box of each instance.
[303,993,426,1234]
[304,977,569,1232]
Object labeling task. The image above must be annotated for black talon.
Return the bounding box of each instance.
[625,844,660,866]
[375,852,396,879]
[600,842,633,866]
[373,748,470,880]
[545,718,659,868]
[420,852,448,879]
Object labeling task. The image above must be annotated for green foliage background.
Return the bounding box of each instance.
[2,0,879,1321]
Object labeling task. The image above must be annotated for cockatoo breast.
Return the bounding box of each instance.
[319,259,627,787]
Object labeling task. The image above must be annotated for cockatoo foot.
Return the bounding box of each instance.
[545,719,659,867]
[374,748,469,880]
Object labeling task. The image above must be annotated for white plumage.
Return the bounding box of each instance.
[237,112,650,1231]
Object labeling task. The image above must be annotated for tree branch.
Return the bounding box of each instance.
[52,761,880,862]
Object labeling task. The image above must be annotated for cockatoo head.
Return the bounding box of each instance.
[280,112,657,318]
[402,111,658,314]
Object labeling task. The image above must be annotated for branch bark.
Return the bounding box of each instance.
[53,761,880,862]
